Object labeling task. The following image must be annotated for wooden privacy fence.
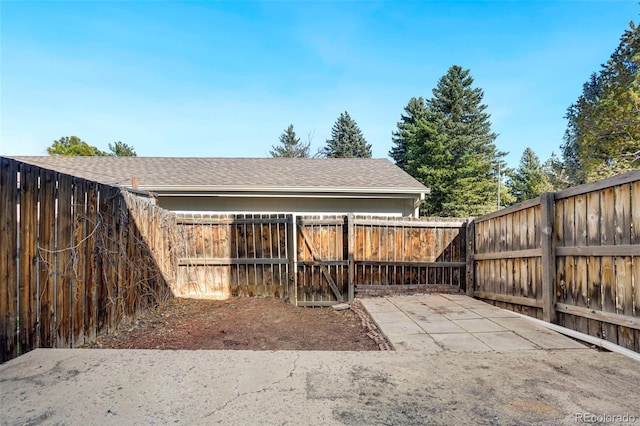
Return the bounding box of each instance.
[175,214,468,306]
[470,170,640,353]
[0,158,178,363]
[175,214,291,299]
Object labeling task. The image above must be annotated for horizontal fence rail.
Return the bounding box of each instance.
[0,158,177,363]
[470,169,640,353]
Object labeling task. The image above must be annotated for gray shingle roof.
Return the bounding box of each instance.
[8,157,428,193]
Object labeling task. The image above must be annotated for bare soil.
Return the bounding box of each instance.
[84,297,382,351]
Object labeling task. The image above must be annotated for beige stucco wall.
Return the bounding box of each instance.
[157,195,417,216]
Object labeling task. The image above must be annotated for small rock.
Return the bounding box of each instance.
[333,303,350,311]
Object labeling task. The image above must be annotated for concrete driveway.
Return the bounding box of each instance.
[1,295,639,425]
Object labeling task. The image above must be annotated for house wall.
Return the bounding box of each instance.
[157,195,417,216]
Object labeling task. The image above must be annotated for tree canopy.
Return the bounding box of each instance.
[47,136,107,156]
[401,65,504,216]
[270,124,310,158]
[323,111,372,158]
[47,136,137,156]
[562,19,639,183]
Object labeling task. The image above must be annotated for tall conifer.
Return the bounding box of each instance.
[323,111,372,158]
[271,124,310,158]
[405,65,504,216]
[389,97,427,170]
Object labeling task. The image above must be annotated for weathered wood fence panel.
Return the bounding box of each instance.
[175,214,290,299]
[0,158,177,363]
[178,214,468,306]
[470,170,640,353]
[554,176,640,351]
[472,198,544,319]
[1,159,18,361]
[353,216,467,297]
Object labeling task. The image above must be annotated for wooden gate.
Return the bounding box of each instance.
[294,216,350,306]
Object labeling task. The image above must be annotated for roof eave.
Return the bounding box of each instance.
[135,185,430,195]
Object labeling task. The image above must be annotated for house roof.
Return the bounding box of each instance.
[9,157,428,194]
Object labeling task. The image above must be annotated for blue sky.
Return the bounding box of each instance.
[1,1,637,168]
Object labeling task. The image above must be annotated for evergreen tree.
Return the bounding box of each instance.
[47,136,106,156]
[495,157,516,208]
[406,65,504,217]
[323,111,372,158]
[562,18,639,183]
[543,152,572,191]
[270,124,310,158]
[404,113,449,216]
[389,97,427,170]
[108,141,137,156]
[509,148,553,203]
[561,74,602,185]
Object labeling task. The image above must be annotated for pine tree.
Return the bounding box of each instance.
[108,141,137,156]
[509,148,553,203]
[323,111,372,158]
[270,124,310,158]
[406,65,504,217]
[389,97,427,170]
[543,152,572,191]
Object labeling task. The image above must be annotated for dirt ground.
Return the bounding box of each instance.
[84,297,384,351]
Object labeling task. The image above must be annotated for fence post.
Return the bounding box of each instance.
[466,218,475,296]
[287,214,297,305]
[347,213,355,301]
[540,192,557,323]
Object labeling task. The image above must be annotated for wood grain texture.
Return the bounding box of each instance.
[0,159,18,361]
[19,165,38,354]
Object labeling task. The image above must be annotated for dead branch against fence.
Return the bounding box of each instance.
[0,158,177,363]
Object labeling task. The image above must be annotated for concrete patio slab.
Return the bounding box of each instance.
[474,331,540,352]
[374,319,424,336]
[516,329,589,350]
[414,320,467,334]
[360,298,400,313]
[430,333,493,352]
[439,309,484,320]
[453,318,507,333]
[398,311,443,322]
[490,317,545,331]
[469,308,520,318]
[366,310,410,323]
[385,333,443,352]
[360,295,610,356]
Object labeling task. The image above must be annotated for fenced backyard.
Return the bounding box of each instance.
[2,156,640,362]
